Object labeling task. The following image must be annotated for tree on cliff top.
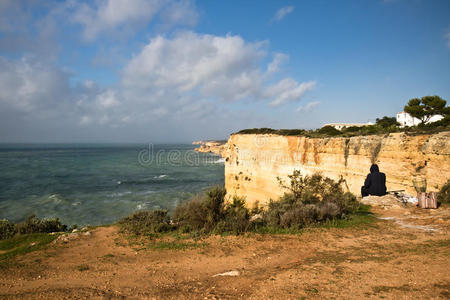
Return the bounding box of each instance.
[404,95,449,124]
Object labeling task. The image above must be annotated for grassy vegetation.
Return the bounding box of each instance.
[0,215,70,266]
[251,204,375,234]
[0,233,59,263]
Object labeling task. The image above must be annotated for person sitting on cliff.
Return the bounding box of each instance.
[361,164,387,197]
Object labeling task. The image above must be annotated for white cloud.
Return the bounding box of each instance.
[0,29,315,141]
[445,29,450,49]
[65,32,316,128]
[267,79,316,106]
[71,0,161,41]
[272,6,294,22]
[0,57,70,113]
[95,90,120,108]
[160,0,198,28]
[297,101,320,112]
[71,0,197,41]
[267,52,289,74]
[123,31,313,105]
[122,31,266,100]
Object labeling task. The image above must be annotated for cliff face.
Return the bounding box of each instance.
[224,132,450,205]
[193,140,227,156]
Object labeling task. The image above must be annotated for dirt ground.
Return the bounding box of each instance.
[0,206,449,299]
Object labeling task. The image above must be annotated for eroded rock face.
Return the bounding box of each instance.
[193,140,227,156]
[223,132,450,206]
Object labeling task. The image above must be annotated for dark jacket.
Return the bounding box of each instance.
[362,164,387,196]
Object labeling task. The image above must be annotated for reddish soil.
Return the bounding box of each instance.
[0,207,449,299]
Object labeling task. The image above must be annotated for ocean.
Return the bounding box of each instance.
[0,144,225,226]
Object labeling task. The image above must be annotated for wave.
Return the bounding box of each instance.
[212,158,225,164]
[154,174,168,179]
[119,177,204,186]
[40,194,69,205]
[136,190,155,196]
[136,202,161,210]
[108,191,132,197]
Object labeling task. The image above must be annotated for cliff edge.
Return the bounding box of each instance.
[223,131,450,205]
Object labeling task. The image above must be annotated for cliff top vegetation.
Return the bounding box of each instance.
[234,95,449,138]
[233,121,449,138]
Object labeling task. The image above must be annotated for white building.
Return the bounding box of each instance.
[396,112,443,127]
[322,122,374,130]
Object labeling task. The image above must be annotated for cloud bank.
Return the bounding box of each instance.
[0,1,315,142]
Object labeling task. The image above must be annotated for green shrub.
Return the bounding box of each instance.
[0,220,17,240]
[173,195,209,232]
[277,129,306,136]
[173,186,227,233]
[376,116,399,128]
[267,171,359,229]
[318,202,341,220]
[215,196,250,234]
[317,126,341,136]
[204,186,226,229]
[118,210,173,235]
[173,187,250,235]
[1,215,67,241]
[437,181,450,204]
[17,215,67,235]
[342,126,362,133]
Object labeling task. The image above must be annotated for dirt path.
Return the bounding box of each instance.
[0,207,449,299]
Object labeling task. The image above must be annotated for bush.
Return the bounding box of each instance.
[317,126,341,136]
[118,210,173,235]
[376,116,399,128]
[204,186,226,229]
[267,171,359,229]
[342,126,362,133]
[0,215,68,240]
[437,181,450,204]
[173,195,209,232]
[0,219,17,240]
[172,187,250,235]
[17,215,67,235]
[279,205,319,229]
[173,186,227,233]
[319,202,341,220]
[215,197,250,234]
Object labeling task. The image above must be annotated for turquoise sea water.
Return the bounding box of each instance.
[0,144,224,226]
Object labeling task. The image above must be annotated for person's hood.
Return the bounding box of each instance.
[370,164,379,173]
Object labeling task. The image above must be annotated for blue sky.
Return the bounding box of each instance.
[0,0,449,143]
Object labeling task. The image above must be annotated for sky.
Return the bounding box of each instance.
[0,0,449,143]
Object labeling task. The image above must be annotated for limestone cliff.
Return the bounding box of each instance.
[223,132,450,205]
[193,140,227,156]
